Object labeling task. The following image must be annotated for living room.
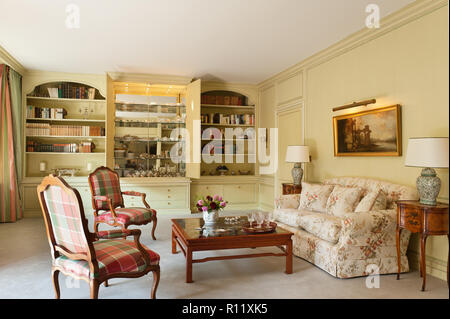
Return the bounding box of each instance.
[0,0,448,307]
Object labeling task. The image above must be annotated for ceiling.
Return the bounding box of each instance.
[0,0,415,84]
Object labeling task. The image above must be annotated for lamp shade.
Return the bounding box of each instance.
[285,145,310,163]
[405,137,449,168]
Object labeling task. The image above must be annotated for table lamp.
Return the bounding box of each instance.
[405,137,449,205]
[285,145,310,185]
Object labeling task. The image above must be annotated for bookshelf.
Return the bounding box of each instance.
[25,81,106,177]
[200,90,256,177]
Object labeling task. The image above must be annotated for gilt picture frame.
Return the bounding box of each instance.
[333,105,402,156]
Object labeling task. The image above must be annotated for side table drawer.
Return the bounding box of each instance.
[399,207,421,231]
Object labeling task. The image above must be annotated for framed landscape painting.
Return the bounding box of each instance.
[333,105,401,156]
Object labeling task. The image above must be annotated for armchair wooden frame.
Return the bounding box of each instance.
[88,166,157,240]
[37,175,160,299]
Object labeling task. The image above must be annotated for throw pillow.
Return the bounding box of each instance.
[276,194,301,209]
[355,189,387,212]
[326,185,363,217]
[299,182,335,213]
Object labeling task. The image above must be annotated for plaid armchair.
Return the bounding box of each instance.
[88,166,157,240]
[37,175,160,299]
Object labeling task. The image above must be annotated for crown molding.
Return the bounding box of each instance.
[0,44,25,75]
[258,0,448,88]
[107,72,192,85]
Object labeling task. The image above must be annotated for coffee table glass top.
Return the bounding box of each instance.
[172,216,291,239]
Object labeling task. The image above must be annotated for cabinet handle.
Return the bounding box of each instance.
[168,195,171,199]
[168,202,171,205]
[168,189,171,192]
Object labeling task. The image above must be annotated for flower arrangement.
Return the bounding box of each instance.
[196,195,228,213]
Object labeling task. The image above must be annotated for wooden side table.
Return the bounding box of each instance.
[396,200,449,291]
[282,183,302,195]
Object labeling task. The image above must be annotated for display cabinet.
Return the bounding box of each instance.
[113,94,186,178]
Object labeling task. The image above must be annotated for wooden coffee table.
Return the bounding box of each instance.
[171,216,293,283]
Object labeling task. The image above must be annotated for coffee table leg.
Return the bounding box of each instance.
[286,239,293,274]
[186,247,193,283]
[171,227,177,254]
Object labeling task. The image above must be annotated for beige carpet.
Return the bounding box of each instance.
[0,212,448,299]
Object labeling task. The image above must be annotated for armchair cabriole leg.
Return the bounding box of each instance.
[151,216,157,240]
[151,267,160,299]
[104,280,109,287]
[90,279,99,299]
[52,269,60,299]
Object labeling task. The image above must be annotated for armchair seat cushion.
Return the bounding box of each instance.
[96,207,156,226]
[54,239,160,279]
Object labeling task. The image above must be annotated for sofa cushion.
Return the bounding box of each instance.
[298,212,343,244]
[355,189,387,212]
[299,182,334,213]
[273,208,314,227]
[323,177,418,209]
[326,185,363,217]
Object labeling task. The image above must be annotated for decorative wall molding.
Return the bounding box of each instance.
[408,250,448,282]
[257,0,448,88]
[0,44,25,75]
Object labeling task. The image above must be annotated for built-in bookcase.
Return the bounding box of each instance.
[24,81,106,177]
[200,90,256,177]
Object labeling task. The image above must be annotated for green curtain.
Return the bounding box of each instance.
[0,64,22,222]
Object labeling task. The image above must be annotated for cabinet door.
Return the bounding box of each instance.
[185,79,201,179]
[223,184,256,204]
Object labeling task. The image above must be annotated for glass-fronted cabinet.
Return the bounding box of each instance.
[113,93,186,177]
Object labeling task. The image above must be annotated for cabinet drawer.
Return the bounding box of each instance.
[121,186,187,202]
[223,184,256,204]
[151,200,186,209]
[191,185,224,198]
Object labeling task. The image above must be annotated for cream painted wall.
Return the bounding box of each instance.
[305,6,448,279]
[258,2,448,279]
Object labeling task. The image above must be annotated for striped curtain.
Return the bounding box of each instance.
[0,64,22,222]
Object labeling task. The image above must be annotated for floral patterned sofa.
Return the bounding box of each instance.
[273,177,418,278]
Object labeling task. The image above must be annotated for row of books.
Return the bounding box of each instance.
[26,123,105,137]
[201,95,245,106]
[201,113,255,125]
[31,84,97,99]
[26,141,96,153]
[26,106,66,119]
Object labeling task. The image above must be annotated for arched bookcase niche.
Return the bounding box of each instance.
[27,81,105,100]
[200,90,256,177]
[24,81,107,178]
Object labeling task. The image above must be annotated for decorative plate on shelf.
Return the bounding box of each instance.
[242,222,277,234]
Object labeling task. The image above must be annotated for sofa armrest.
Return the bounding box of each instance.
[274,194,301,209]
[339,209,410,252]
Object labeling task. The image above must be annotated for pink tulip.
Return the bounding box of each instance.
[197,199,203,206]
[213,194,220,200]
[220,201,226,207]
[202,206,208,212]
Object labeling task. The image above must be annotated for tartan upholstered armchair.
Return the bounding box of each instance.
[88,166,157,240]
[37,175,160,299]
